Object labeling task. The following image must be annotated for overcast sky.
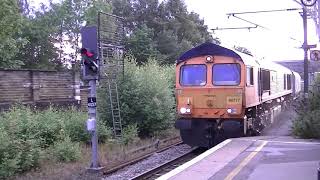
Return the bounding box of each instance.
[185,0,319,61]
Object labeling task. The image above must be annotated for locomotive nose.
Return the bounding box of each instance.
[177,89,243,118]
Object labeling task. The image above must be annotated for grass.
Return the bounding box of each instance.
[13,129,179,180]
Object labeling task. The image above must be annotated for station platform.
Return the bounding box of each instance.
[157,136,320,180]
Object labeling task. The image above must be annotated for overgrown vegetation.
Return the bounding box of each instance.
[0,105,110,178]
[52,136,81,162]
[0,56,177,178]
[293,77,320,139]
[98,57,176,138]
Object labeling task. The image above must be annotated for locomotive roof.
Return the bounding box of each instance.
[177,42,242,64]
[177,42,297,75]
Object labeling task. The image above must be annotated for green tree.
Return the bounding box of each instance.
[110,0,135,31]
[155,30,180,64]
[16,9,63,70]
[54,0,112,63]
[126,25,160,64]
[17,0,31,15]
[15,0,112,70]
[85,0,112,26]
[0,0,25,68]
[111,0,218,64]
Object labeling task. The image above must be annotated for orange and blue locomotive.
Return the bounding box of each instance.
[175,42,301,147]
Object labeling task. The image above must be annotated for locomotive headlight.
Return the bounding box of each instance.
[205,55,214,63]
[180,107,191,114]
[180,107,187,114]
[227,108,237,114]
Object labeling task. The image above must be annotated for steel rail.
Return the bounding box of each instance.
[103,136,182,175]
[129,148,204,180]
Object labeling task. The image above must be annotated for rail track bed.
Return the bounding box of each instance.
[103,141,193,180]
[130,148,205,180]
[103,136,182,174]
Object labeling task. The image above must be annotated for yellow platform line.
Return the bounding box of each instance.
[224,141,268,180]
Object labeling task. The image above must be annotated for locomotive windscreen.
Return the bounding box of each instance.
[180,65,206,86]
[212,64,240,85]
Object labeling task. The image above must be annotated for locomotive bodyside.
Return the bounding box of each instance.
[242,55,295,107]
[258,60,293,102]
[292,71,302,98]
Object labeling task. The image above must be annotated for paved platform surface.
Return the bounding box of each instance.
[157,136,320,180]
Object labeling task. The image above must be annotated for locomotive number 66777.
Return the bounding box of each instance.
[175,42,301,147]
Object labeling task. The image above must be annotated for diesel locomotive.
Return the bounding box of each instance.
[175,42,301,147]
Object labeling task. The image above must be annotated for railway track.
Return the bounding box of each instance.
[104,136,183,175]
[129,147,205,180]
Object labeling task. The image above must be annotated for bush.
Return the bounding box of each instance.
[97,120,113,143]
[35,107,65,147]
[0,105,38,141]
[0,105,111,178]
[52,136,81,162]
[98,57,176,138]
[0,128,20,177]
[118,58,175,137]
[293,77,320,139]
[97,84,113,128]
[293,109,320,138]
[52,107,111,143]
[61,107,90,143]
[121,124,139,145]
[36,106,110,144]
[0,106,41,178]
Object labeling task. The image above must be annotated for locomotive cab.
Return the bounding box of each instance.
[175,43,246,147]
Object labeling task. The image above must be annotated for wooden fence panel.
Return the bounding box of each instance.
[0,69,80,109]
[0,70,32,102]
[38,71,75,101]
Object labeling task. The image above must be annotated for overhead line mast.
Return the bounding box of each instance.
[295,0,318,95]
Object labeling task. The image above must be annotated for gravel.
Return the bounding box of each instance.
[103,144,192,180]
[262,107,296,136]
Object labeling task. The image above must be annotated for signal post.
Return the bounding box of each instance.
[80,26,103,171]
